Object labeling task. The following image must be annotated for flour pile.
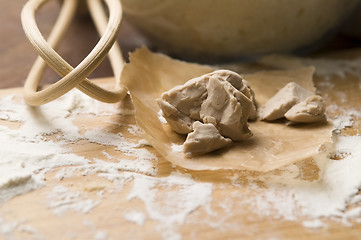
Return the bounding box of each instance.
[0,91,156,204]
[239,134,361,223]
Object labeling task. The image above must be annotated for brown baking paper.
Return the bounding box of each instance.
[121,47,333,172]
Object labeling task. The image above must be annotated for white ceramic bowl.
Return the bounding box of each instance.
[121,0,359,62]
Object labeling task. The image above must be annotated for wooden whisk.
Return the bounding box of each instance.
[21,0,127,106]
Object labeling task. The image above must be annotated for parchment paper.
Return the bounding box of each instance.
[121,47,333,172]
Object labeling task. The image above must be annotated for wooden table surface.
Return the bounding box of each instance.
[1,1,361,240]
[0,73,359,240]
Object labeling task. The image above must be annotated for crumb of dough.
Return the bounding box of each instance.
[258,82,314,121]
[183,121,232,156]
[199,74,252,141]
[242,80,257,121]
[157,99,194,134]
[157,70,256,141]
[285,95,326,123]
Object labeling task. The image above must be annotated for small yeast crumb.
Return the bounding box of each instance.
[259,82,326,123]
[183,121,232,156]
[285,95,326,123]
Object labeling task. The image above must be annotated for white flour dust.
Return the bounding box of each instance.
[115,171,211,240]
[0,91,156,204]
[302,219,326,229]
[0,124,89,204]
[0,61,361,239]
[128,172,212,218]
[47,185,101,217]
[233,134,361,225]
[123,210,146,226]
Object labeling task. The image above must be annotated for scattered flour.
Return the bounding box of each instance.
[83,219,109,240]
[47,185,101,217]
[127,172,213,225]
[171,144,184,153]
[0,76,361,239]
[18,225,39,235]
[94,231,108,240]
[0,90,156,204]
[302,219,326,229]
[307,136,361,219]
[123,210,146,226]
[0,124,89,204]
[0,217,45,240]
[126,171,213,240]
[327,109,354,130]
[127,124,144,136]
[0,218,18,236]
[225,134,361,226]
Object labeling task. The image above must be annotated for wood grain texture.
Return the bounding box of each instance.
[0,69,360,239]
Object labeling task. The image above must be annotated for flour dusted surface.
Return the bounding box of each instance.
[0,75,360,239]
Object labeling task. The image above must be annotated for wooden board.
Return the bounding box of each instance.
[0,58,361,240]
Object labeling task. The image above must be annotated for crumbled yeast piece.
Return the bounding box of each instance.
[157,99,194,134]
[200,75,252,141]
[157,70,256,140]
[259,82,326,123]
[285,95,326,123]
[242,80,257,120]
[258,82,314,121]
[183,121,232,156]
[157,70,256,155]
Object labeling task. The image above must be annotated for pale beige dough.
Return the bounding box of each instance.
[285,95,326,123]
[157,70,256,143]
[259,81,326,123]
[183,121,232,156]
[259,82,314,121]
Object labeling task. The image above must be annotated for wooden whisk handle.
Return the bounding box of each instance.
[21,0,127,106]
